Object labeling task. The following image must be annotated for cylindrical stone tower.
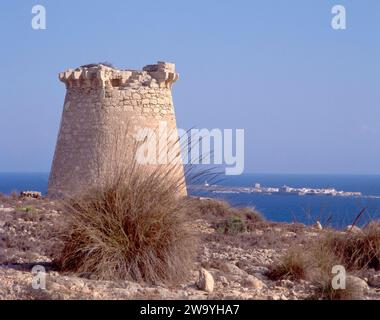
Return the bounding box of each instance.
[48,61,186,197]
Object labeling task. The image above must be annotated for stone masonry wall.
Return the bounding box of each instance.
[48,61,187,197]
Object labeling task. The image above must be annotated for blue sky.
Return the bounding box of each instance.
[0,0,379,174]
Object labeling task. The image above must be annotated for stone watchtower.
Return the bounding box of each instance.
[48,61,186,197]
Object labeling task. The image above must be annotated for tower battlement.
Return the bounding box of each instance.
[49,61,186,197]
[58,61,179,89]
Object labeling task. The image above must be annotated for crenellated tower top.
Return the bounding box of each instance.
[58,61,179,89]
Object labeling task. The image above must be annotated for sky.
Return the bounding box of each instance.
[0,0,379,174]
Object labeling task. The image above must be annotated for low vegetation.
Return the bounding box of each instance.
[322,222,380,271]
[189,198,234,220]
[16,206,35,213]
[56,164,196,284]
[217,216,248,235]
[189,198,264,233]
[267,248,308,281]
[266,220,380,299]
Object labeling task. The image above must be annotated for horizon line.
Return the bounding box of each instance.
[0,171,380,176]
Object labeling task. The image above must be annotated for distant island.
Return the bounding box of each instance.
[191,182,380,199]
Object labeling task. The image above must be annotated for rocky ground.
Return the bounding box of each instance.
[0,195,379,300]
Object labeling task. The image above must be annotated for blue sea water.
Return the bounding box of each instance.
[1,172,380,228]
[189,174,380,228]
[0,172,49,194]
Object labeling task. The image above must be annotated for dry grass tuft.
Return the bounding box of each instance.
[189,198,233,220]
[320,221,380,271]
[267,248,308,281]
[10,191,18,200]
[56,167,196,284]
[55,129,198,285]
[279,222,380,300]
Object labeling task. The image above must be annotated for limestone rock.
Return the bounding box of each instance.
[0,206,14,213]
[347,275,369,294]
[220,262,247,276]
[315,221,323,230]
[242,275,265,290]
[196,268,214,293]
[345,225,362,234]
[368,274,380,288]
[247,266,270,276]
[20,191,42,199]
[218,276,229,287]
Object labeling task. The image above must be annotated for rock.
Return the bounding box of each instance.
[242,275,265,290]
[220,262,247,276]
[225,290,244,299]
[247,266,270,275]
[20,191,42,199]
[347,275,368,294]
[196,268,214,293]
[305,231,319,237]
[345,225,362,234]
[250,272,268,281]
[218,276,229,286]
[315,221,323,230]
[279,279,294,288]
[284,231,297,238]
[368,274,380,288]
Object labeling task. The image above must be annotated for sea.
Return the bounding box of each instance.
[1,172,380,229]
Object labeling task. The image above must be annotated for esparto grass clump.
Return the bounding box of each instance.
[56,164,196,285]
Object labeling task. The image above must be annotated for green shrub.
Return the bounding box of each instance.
[217,216,247,235]
[239,207,264,229]
[17,206,35,213]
